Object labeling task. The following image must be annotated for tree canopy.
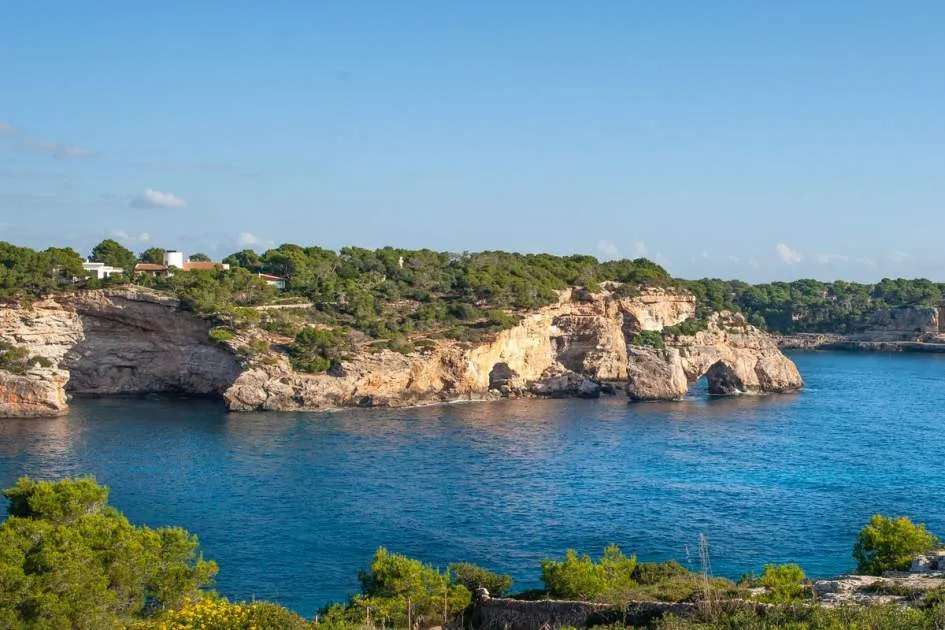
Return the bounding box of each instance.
[90,239,135,272]
[0,476,217,628]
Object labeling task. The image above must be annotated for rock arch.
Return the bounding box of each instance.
[703,360,745,395]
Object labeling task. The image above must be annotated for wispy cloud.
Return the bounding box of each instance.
[888,251,911,263]
[129,189,186,209]
[0,121,96,160]
[815,253,849,264]
[596,239,620,260]
[237,232,273,248]
[629,240,649,259]
[111,229,151,244]
[775,243,802,264]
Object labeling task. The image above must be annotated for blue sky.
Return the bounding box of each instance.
[1,1,943,282]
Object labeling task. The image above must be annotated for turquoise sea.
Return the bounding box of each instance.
[1,352,944,617]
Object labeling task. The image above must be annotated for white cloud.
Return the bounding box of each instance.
[130,189,186,209]
[237,232,273,248]
[888,251,911,263]
[815,253,849,264]
[111,229,151,243]
[855,256,876,266]
[629,240,649,258]
[596,239,620,260]
[775,243,802,264]
[0,121,94,159]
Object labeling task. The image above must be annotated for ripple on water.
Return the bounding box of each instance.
[1,352,945,617]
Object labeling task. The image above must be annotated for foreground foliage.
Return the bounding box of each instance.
[0,477,218,629]
[320,547,471,629]
[854,514,938,575]
[128,597,312,630]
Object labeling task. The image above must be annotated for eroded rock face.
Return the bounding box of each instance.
[626,313,803,401]
[1,286,800,416]
[626,347,688,401]
[0,368,69,417]
[0,289,243,417]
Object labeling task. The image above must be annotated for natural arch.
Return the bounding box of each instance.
[488,362,518,391]
[703,360,746,396]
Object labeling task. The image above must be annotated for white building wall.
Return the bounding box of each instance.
[164,251,185,268]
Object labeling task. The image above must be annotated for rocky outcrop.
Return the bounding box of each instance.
[0,289,243,417]
[1,286,800,416]
[627,313,804,401]
[778,305,945,351]
[0,368,69,417]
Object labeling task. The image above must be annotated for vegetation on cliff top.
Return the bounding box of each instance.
[3,240,945,350]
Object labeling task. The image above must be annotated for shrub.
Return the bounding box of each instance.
[0,340,52,374]
[631,330,665,349]
[540,545,638,603]
[208,327,235,344]
[853,515,938,575]
[448,562,513,597]
[132,596,312,629]
[632,560,689,585]
[0,477,217,628]
[758,563,807,603]
[289,326,350,373]
[349,547,471,628]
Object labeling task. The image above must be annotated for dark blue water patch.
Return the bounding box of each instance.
[2,352,945,617]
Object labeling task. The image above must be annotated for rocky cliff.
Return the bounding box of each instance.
[778,305,945,352]
[626,312,803,400]
[0,286,802,417]
[0,289,243,416]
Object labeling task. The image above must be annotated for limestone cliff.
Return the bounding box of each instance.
[0,286,801,417]
[0,289,243,417]
[778,305,945,352]
[626,312,804,401]
[224,288,699,411]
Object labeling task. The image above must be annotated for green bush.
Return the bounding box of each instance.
[208,327,236,344]
[540,545,638,603]
[0,340,52,374]
[0,477,217,628]
[853,515,938,575]
[631,330,665,349]
[758,563,807,603]
[289,326,350,373]
[632,560,689,585]
[448,561,513,597]
[343,547,470,628]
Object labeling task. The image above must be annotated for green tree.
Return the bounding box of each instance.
[758,564,807,603]
[350,548,470,628]
[854,515,938,575]
[0,477,217,627]
[189,252,211,262]
[540,545,638,602]
[90,239,135,272]
[448,562,513,597]
[289,327,350,373]
[138,248,166,264]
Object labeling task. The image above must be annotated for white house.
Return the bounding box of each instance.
[257,273,287,290]
[82,261,124,279]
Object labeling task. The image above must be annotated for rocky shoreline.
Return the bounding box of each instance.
[0,287,803,418]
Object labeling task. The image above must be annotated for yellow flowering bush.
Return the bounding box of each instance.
[128,597,312,630]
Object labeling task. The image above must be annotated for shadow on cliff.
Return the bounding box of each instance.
[61,293,244,400]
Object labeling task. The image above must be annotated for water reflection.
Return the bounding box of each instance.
[1,353,944,618]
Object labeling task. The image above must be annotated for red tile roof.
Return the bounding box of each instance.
[182,261,222,271]
[134,263,166,272]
